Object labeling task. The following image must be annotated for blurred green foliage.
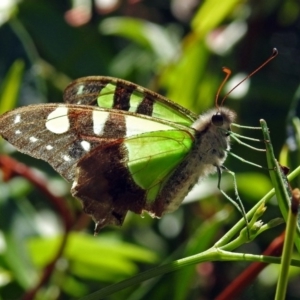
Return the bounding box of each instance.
[0,0,300,299]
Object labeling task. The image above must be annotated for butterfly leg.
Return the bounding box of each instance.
[226,151,263,169]
[216,165,249,235]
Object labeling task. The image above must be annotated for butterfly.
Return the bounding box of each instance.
[0,76,237,233]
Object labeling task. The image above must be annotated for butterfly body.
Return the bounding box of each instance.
[0,77,235,232]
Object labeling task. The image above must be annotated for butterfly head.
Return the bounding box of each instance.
[211,112,224,126]
[212,108,236,136]
[192,107,236,135]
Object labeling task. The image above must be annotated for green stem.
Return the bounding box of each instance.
[275,190,299,300]
[79,246,300,300]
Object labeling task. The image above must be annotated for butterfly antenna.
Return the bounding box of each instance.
[219,48,278,107]
[215,67,231,110]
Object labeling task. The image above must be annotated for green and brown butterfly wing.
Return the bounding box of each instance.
[72,130,193,231]
[0,104,195,230]
[63,76,198,126]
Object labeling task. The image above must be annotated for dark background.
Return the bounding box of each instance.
[0,0,300,299]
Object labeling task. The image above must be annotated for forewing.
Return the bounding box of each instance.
[0,103,195,231]
[0,104,85,181]
[0,104,187,180]
[63,76,198,126]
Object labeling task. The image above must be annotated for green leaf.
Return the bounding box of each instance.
[27,232,158,282]
[0,60,25,114]
[100,17,178,61]
[236,172,273,200]
[60,275,88,298]
[192,0,241,36]
[260,119,300,253]
[160,42,213,113]
[2,232,38,289]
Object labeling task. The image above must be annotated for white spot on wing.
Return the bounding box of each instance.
[125,115,173,137]
[75,85,85,104]
[77,85,84,95]
[14,114,21,124]
[93,110,109,135]
[63,155,71,162]
[71,179,78,189]
[81,140,91,151]
[15,130,21,134]
[46,145,53,150]
[29,136,38,143]
[46,106,70,134]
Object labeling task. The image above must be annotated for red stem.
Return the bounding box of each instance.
[215,231,284,300]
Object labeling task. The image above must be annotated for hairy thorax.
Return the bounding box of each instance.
[153,107,234,216]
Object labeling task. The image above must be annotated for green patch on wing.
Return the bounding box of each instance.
[97,84,146,114]
[125,130,194,202]
[97,83,115,108]
[97,82,195,126]
[151,101,194,126]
